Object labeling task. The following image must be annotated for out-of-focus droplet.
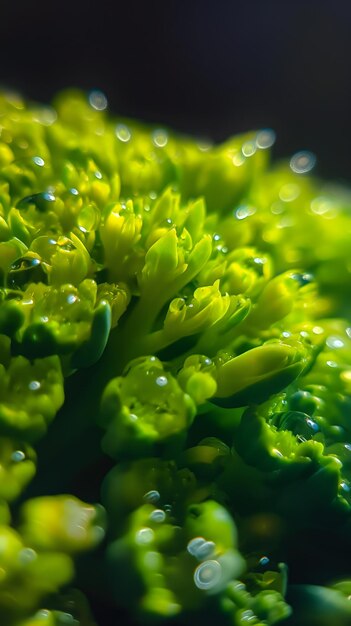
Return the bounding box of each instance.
[194,560,222,590]
[235,205,256,220]
[149,509,166,523]
[28,381,41,391]
[32,156,45,167]
[116,124,131,143]
[290,150,316,174]
[152,129,168,148]
[326,336,344,349]
[256,129,276,149]
[11,450,26,463]
[88,90,108,111]
[33,107,57,126]
[136,527,154,545]
[242,141,256,157]
[279,183,300,202]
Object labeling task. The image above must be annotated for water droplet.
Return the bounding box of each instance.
[144,490,160,504]
[242,141,256,157]
[116,123,131,143]
[17,191,55,211]
[57,237,76,252]
[149,509,166,523]
[195,541,216,560]
[156,375,168,387]
[36,609,50,619]
[77,204,100,232]
[57,614,75,625]
[136,527,154,545]
[70,187,79,196]
[197,140,212,152]
[28,380,41,391]
[32,156,45,167]
[194,560,222,590]
[291,272,314,286]
[240,609,256,622]
[8,256,46,289]
[19,547,37,564]
[310,196,333,215]
[88,90,108,111]
[232,152,245,167]
[279,183,300,202]
[235,205,256,220]
[326,336,344,349]
[11,450,25,462]
[187,537,206,556]
[326,360,338,368]
[290,151,316,174]
[256,129,276,149]
[272,448,283,458]
[259,556,270,567]
[33,107,57,126]
[143,550,160,569]
[67,294,78,305]
[152,129,168,148]
[312,326,324,335]
[10,257,40,271]
[44,192,55,202]
[305,418,320,432]
[340,481,351,493]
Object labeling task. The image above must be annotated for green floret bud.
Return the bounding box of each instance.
[19,495,105,553]
[0,524,74,620]
[0,437,36,501]
[178,355,218,405]
[212,339,310,408]
[0,354,64,441]
[1,278,129,367]
[99,200,143,281]
[100,356,196,459]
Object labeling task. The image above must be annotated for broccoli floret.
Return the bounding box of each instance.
[1,89,351,626]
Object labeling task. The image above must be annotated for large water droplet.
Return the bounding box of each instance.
[290,151,316,174]
[8,255,46,289]
[194,560,222,590]
[17,191,55,212]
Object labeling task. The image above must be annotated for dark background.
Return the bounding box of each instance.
[2,0,351,181]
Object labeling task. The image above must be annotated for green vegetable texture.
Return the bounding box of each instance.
[1,88,351,625]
